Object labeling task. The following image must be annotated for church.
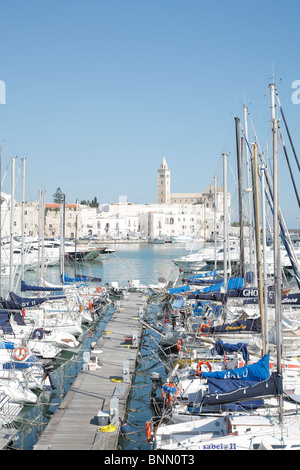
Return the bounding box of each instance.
[157,156,219,206]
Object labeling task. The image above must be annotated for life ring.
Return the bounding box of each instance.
[96,286,103,293]
[177,339,183,352]
[196,360,212,375]
[146,421,152,443]
[14,347,29,361]
[198,324,210,335]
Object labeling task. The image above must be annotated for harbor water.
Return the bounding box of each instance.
[6,242,196,450]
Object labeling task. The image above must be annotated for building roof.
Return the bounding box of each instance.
[46,203,77,209]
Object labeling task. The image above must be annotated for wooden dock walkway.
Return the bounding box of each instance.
[34,291,146,450]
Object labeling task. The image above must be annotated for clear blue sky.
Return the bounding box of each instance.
[0,0,299,227]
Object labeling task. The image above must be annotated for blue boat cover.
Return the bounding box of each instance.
[21,280,64,292]
[62,273,102,283]
[215,340,249,362]
[203,277,244,293]
[201,353,270,381]
[187,270,217,279]
[9,291,66,309]
[0,340,14,349]
[202,372,282,406]
[0,311,14,335]
[169,285,190,295]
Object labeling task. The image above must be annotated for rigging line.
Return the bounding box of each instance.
[276,88,300,172]
[278,126,300,208]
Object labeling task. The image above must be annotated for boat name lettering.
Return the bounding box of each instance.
[282,298,298,303]
[242,289,258,297]
[225,325,247,331]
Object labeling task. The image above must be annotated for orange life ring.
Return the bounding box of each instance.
[198,323,210,335]
[96,286,103,293]
[146,421,152,443]
[196,360,212,375]
[14,347,28,361]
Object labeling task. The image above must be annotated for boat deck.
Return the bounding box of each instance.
[33,291,146,450]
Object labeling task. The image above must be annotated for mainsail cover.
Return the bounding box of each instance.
[9,291,66,309]
[62,273,102,283]
[201,353,270,381]
[21,280,64,292]
[201,372,282,406]
[169,285,190,295]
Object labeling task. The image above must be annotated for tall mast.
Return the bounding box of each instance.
[235,117,245,279]
[261,162,268,353]
[243,105,254,278]
[223,153,228,293]
[270,82,283,422]
[251,143,265,355]
[9,157,15,294]
[21,157,26,285]
[214,176,217,272]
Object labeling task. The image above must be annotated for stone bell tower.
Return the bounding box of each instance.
[157,156,170,204]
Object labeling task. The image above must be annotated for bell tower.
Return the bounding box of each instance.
[157,156,170,204]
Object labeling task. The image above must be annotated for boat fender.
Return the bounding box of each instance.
[89,301,94,313]
[177,339,183,352]
[14,346,29,361]
[146,421,152,443]
[32,328,44,340]
[197,360,212,375]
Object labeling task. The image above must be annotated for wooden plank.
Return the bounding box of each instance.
[34,292,145,450]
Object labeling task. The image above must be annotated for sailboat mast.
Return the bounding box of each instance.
[261,162,268,352]
[214,176,217,272]
[252,143,265,355]
[223,153,228,293]
[270,82,284,422]
[243,105,254,277]
[235,117,245,279]
[21,157,26,284]
[9,157,15,293]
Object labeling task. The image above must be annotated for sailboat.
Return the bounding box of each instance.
[147,83,300,450]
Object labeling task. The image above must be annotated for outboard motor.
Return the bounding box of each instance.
[43,362,56,390]
[150,372,163,398]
